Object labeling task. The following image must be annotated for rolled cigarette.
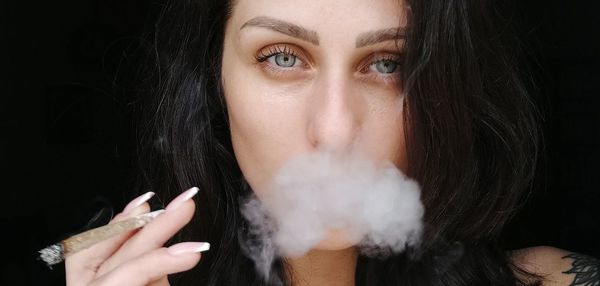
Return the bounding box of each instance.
[38,209,165,268]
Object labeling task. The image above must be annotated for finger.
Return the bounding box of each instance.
[66,192,154,284]
[96,187,198,276]
[66,203,151,284]
[90,242,209,286]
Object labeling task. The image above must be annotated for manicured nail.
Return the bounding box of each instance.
[167,242,210,255]
[166,187,199,211]
[122,192,155,215]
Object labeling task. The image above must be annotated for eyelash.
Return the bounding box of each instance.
[255,45,300,63]
[254,44,404,80]
[362,55,404,73]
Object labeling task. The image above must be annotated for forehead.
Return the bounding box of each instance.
[229,0,407,33]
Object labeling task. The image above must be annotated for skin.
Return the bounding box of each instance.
[222,0,408,259]
[222,0,406,285]
[513,247,600,286]
[65,190,203,286]
[223,0,409,190]
[64,0,598,285]
[221,0,408,284]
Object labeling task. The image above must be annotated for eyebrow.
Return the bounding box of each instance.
[240,16,406,48]
[241,16,320,45]
[356,27,406,48]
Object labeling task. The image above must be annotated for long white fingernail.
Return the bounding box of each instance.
[122,192,155,215]
[166,187,198,211]
[167,242,210,255]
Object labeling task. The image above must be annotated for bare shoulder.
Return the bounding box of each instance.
[511,246,600,286]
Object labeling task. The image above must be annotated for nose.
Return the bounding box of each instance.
[307,72,364,151]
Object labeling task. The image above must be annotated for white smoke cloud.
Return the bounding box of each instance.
[240,149,424,281]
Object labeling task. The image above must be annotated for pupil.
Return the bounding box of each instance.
[276,53,295,67]
[377,60,397,73]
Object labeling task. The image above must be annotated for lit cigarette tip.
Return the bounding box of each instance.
[38,244,64,267]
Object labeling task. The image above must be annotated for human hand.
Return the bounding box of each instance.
[65,187,209,286]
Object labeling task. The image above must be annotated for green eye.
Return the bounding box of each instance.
[271,53,297,67]
[374,60,398,74]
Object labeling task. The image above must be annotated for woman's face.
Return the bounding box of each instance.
[222,0,409,250]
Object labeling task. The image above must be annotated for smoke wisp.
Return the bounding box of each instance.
[240,150,424,281]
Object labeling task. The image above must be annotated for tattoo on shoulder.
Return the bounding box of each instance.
[562,253,600,286]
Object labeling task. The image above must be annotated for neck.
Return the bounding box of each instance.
[285,247,359,286]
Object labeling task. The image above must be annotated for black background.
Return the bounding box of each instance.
[1,0,599,285]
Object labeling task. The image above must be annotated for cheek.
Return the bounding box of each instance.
[222,64,309,193]
[224,84,407,193]
[361,97,407,171]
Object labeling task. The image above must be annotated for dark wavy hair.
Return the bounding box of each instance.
[134,0,541,285]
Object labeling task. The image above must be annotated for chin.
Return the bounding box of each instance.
[313,229,361,251]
